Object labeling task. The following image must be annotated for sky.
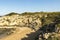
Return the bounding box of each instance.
[0,0,60,15]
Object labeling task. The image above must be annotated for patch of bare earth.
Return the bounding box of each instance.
[0,27,35,40]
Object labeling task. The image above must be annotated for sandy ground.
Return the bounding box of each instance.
[0,27,35,40]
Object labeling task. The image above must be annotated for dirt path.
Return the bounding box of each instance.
[0,27,35,40]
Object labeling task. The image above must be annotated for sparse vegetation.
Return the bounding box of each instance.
[0,12,60,40]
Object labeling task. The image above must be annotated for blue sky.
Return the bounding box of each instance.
[0,0,60,15]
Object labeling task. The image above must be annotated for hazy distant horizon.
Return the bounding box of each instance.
[0,0,60,15]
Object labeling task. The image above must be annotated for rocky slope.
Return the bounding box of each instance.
[0,12,44,30]
[0,12,60,40]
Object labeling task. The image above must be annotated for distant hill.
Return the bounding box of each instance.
[4,12,19,16]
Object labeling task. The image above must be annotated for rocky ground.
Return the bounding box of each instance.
[0,12,60,40]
